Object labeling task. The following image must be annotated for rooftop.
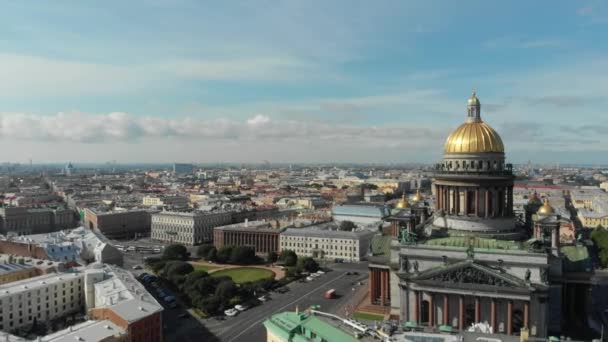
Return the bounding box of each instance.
[94,265,163,323]
[282,223,376,239]
[214,220,278,233]
[263,311,361,342]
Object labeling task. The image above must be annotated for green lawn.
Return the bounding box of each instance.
[352,311,385,321]
[210,267,275,284]
[193,264,219,272]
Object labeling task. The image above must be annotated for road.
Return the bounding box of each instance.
[200,262,369,342]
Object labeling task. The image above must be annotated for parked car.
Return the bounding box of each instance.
[177,313,189,319]
[132,265,143,270]
[224,309,239,317]
[168,302,177,309]
[306,276,314,282]
[234,305,249,312]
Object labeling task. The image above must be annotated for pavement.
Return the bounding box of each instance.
[199,262,370,342]
[109,237,371,341]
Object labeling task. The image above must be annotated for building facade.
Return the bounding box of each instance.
[280,223,375,262]
[84,209,152,240]
[0,207,76,236]
[151,210,232,245]
[213,220,281,254]
[366,92,599,339]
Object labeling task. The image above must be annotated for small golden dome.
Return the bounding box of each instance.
[527,192,542,206]
[395,193,410,209]
[537,199,555,216]
[411,189,424,202]
[468,91,480,106]
[444,120,504,154]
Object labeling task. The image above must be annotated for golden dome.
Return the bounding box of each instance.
[444,120,504,154]
[395,193,410,209]
[411,189,424,202]
[468,91,480,106]
[537,199,555,216]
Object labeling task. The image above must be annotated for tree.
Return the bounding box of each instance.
[215,279,237,301]
[280,250,298,267]
[199,296,221,315]
[163,244,189,261]
[339,220,357,231]
[216,246,234,264]
[230,246,256,265]
[266,251,278,264]
[196,244,215,258]
[297,257,319,273]
[162,261,194,287]
[591,226,608,267]
[206,247,217,262]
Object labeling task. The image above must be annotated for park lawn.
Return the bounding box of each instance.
[352,311,385,321]
[193,264,219,272]
[210,267,275,284]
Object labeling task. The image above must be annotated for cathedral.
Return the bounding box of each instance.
[368,92,603,339]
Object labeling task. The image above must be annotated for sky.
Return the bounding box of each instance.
[0,0,607,165]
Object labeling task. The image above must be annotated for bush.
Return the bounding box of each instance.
[163,244,190,261]
[297,257,319,273]
[280,250,298,267]
[216,246,234,264]
[266,251,278,264]
[339,220,357,231]
[197,244,215,258]
[215,279,237,300]
[206,247,217,262]
[230,246,256,265]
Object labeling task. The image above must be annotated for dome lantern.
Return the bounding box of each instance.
[395,193,410,209]
[443,91,504,154]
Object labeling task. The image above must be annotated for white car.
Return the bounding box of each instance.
[316,270,325,275]
[258,296,268,302]
[224,309,238,317]
[234,305,249,312]
[306,276,314,282]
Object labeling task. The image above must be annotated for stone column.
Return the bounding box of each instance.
[459,296,464,330]
[414,290,420,324]
[380,271,385,305]
[507,300,513,335]
[428,292,434,327]
[443,294,449,326]
[524,301,529,329]
[491,299,497,332]
[484,189,490,218]
[475,297,480,323]
[474,189,479,216]
[463,189,468,215]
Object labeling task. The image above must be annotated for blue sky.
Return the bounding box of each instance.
[0,0,607,164]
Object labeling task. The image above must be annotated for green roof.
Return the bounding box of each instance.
[423,237,523,251]
[370,234,392,256]
[263,311,359,342]
[561,245,592,272]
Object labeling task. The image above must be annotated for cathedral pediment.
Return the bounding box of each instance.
[409,260,528,288]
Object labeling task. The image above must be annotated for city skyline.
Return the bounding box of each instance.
[1,1,607,164]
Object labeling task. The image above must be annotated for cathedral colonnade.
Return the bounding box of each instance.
[404,288,531,335]
[369,267,391,306]
[434,183,513,218]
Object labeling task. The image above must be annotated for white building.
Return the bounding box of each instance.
[0,270,84,332]
[13,227,122,266]
[331,203,390,226]
[142,195,189,208]
[280,223,376,262]
[0,261,162,341]
[151,210,233,245]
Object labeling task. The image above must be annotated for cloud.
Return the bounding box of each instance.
[0,111,447,148]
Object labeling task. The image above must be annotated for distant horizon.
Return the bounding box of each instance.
[1,1,607,164]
